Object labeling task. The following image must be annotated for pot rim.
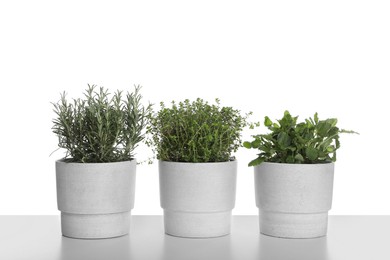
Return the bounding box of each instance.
[56,158,136,165]
[255,161,334,168]
[158,159,237,166]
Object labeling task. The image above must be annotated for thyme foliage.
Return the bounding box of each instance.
[147,98,248,162]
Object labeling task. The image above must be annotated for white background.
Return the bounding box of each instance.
[0,0,389,215]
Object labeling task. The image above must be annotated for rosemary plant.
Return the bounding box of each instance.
[52,85,151,163]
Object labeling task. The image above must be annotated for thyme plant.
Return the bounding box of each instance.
[244,111,358,166]
[147,98,248,162]
[52,85,151,163]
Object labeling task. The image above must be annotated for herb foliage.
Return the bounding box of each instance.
[147,98,248,162]
[244,111,357,166]
[52,85,151,163]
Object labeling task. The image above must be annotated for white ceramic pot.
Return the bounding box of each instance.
[254,162,334,239]
[56,159,136,239]
[159,160,237,238]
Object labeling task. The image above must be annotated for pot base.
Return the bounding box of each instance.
[61,211,130,239]
[259,210,328,239]
[164,210,231,238]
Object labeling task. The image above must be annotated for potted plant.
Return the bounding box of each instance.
[244,111,357,239]
[147,98,248,238]
[52,85,150,239]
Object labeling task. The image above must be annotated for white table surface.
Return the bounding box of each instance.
[0,216,389,260]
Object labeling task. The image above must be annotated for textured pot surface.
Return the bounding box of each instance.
[56,159,136,239]
[254,162,334,238]
[159,160,237,238]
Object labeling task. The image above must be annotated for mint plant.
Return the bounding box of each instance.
[147,98,248,162]
[244,111,357,166]
[52,85,151,163]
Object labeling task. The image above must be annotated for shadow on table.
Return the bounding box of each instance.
[162,233,234,260]
[59,235,131,260]
[57,225,329,260]
[259,234,330,260]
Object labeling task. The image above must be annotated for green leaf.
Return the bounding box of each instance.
[328,127,339,136]
[287,146,296,152]
[248,157,265,167]
[251,139,261,148]
[286,155,294,163]
[295,153,304,162]
[320,138,333,151]
[317,121,332,136]
[314,112,319,124]
[243,141,252,149]
[277,132,291,148]
[306,147,318,161]
[335,138,340,149]
[264,116,272,127]
[327,118,338,127]
[327,145,335,152]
